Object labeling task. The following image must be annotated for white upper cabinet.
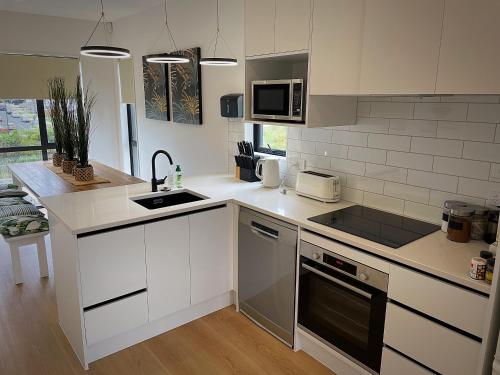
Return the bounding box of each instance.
[275,0,311,53]
[436,0,500,94]
[245,0,311,57]
[359,0,444,94]
[310,0,444,95]
[245,0,275,56]
[309,0,364,95]
[189,206,232,305]
[145,217,190,321]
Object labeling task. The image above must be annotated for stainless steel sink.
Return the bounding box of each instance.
[131,189,207,210]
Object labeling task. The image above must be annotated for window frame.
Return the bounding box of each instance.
[0,99,55,161]
[253,124,286,157]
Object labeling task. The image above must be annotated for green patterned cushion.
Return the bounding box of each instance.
[0,189,27,198]
[0,184,18,191]
[0,197,30,206]
[0,215,49,237]
[0,204,42,218]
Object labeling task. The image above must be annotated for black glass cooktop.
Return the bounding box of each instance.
[308,205,440,249]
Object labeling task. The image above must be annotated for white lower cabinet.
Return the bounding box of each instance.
[84,291,148,346]
[78,225,147,308]
[189,206,232,305]
[381,347,433,375]
[384,302,481,375]
[145,216,190,321]
[388,265,487,338]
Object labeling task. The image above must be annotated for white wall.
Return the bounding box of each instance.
[0,10,123,169]
[114,0,244,180]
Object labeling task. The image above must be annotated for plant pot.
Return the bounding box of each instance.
[52,153,64,167]
[74,164,94,181]
[62,159,78,174]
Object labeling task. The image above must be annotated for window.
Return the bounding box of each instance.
[0,99,55,181]
[253,124,287,156]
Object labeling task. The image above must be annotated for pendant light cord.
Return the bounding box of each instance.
[164,0,179,51]
[212,0,220,57]
[206,0,236,59]
[84,0,106,46]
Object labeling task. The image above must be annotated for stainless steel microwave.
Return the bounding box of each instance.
[251,79,305,122]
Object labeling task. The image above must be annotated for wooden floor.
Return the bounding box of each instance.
[0,237,334,375]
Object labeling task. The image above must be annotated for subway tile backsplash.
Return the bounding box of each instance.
[284,95,500,224]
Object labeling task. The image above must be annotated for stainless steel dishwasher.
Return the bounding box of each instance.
[238,207,298,347]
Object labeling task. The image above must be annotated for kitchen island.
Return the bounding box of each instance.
[40,175,497,373]
[9,160,144,197]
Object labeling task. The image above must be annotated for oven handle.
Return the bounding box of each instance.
[301,263,372,300]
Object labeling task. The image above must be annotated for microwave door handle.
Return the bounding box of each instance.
[301,263,372,300]
[250,224,279,240]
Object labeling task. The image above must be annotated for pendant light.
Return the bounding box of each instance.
[145,0,189,64]
[80,0,130,59]
[200,0,238,66]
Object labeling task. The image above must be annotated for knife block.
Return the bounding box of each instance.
[240,166,260,182]
[239,156,260,182]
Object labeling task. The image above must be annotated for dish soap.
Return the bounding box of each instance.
[175,164,182,188]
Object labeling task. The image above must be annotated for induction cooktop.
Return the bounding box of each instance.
[308,205,440,249]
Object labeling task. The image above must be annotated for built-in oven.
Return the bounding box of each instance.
[298,240,389,374]
[251,79,305,122]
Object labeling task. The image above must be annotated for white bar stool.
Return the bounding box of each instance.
[5,231,49,284]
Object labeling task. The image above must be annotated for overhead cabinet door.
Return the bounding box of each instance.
[309,0,364,95]
[275,0,311,53]
[245,0,275,56]
[359,0,444,94]
[436,0,500,94]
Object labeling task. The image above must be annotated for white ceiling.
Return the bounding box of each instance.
[0,0,164,21]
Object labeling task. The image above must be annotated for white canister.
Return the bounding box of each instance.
[470,257,487,280]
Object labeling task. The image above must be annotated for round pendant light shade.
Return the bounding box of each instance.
[80,0,130,60]
[80,46,131,59]
[199,57,237,66]
[145,53,189,64]
[144,0,189,64]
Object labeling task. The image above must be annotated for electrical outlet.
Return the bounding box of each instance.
[487,190,500,207]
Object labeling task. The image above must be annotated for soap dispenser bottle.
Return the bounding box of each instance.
[175,165,182,188]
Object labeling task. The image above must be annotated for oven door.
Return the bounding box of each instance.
[252,81,291,120]
[298,256,387,374]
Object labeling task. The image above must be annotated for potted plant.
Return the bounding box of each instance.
[74,76,96,181]
[60,78,78,174]
[47,78,65,167]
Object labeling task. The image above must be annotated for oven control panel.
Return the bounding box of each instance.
[301,240,389,292]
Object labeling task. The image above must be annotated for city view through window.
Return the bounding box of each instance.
[0,99,55,181]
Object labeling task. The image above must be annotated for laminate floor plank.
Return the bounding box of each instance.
[0,236,335,375]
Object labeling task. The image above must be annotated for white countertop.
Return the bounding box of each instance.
[40,174,492,294]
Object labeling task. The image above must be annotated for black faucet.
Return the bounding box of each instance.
[151,150,174,192]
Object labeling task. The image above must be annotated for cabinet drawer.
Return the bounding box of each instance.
[381,347,433,375]
[84,291,148,346]
[78,226,147,307]
[384,302,481,375]
[388,265,487,337]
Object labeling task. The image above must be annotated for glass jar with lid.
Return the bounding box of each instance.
[447,206,474,243]
[470,205,489,240]
[441,200,467,233]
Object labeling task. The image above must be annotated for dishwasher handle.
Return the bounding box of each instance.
[250,221,279,240]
